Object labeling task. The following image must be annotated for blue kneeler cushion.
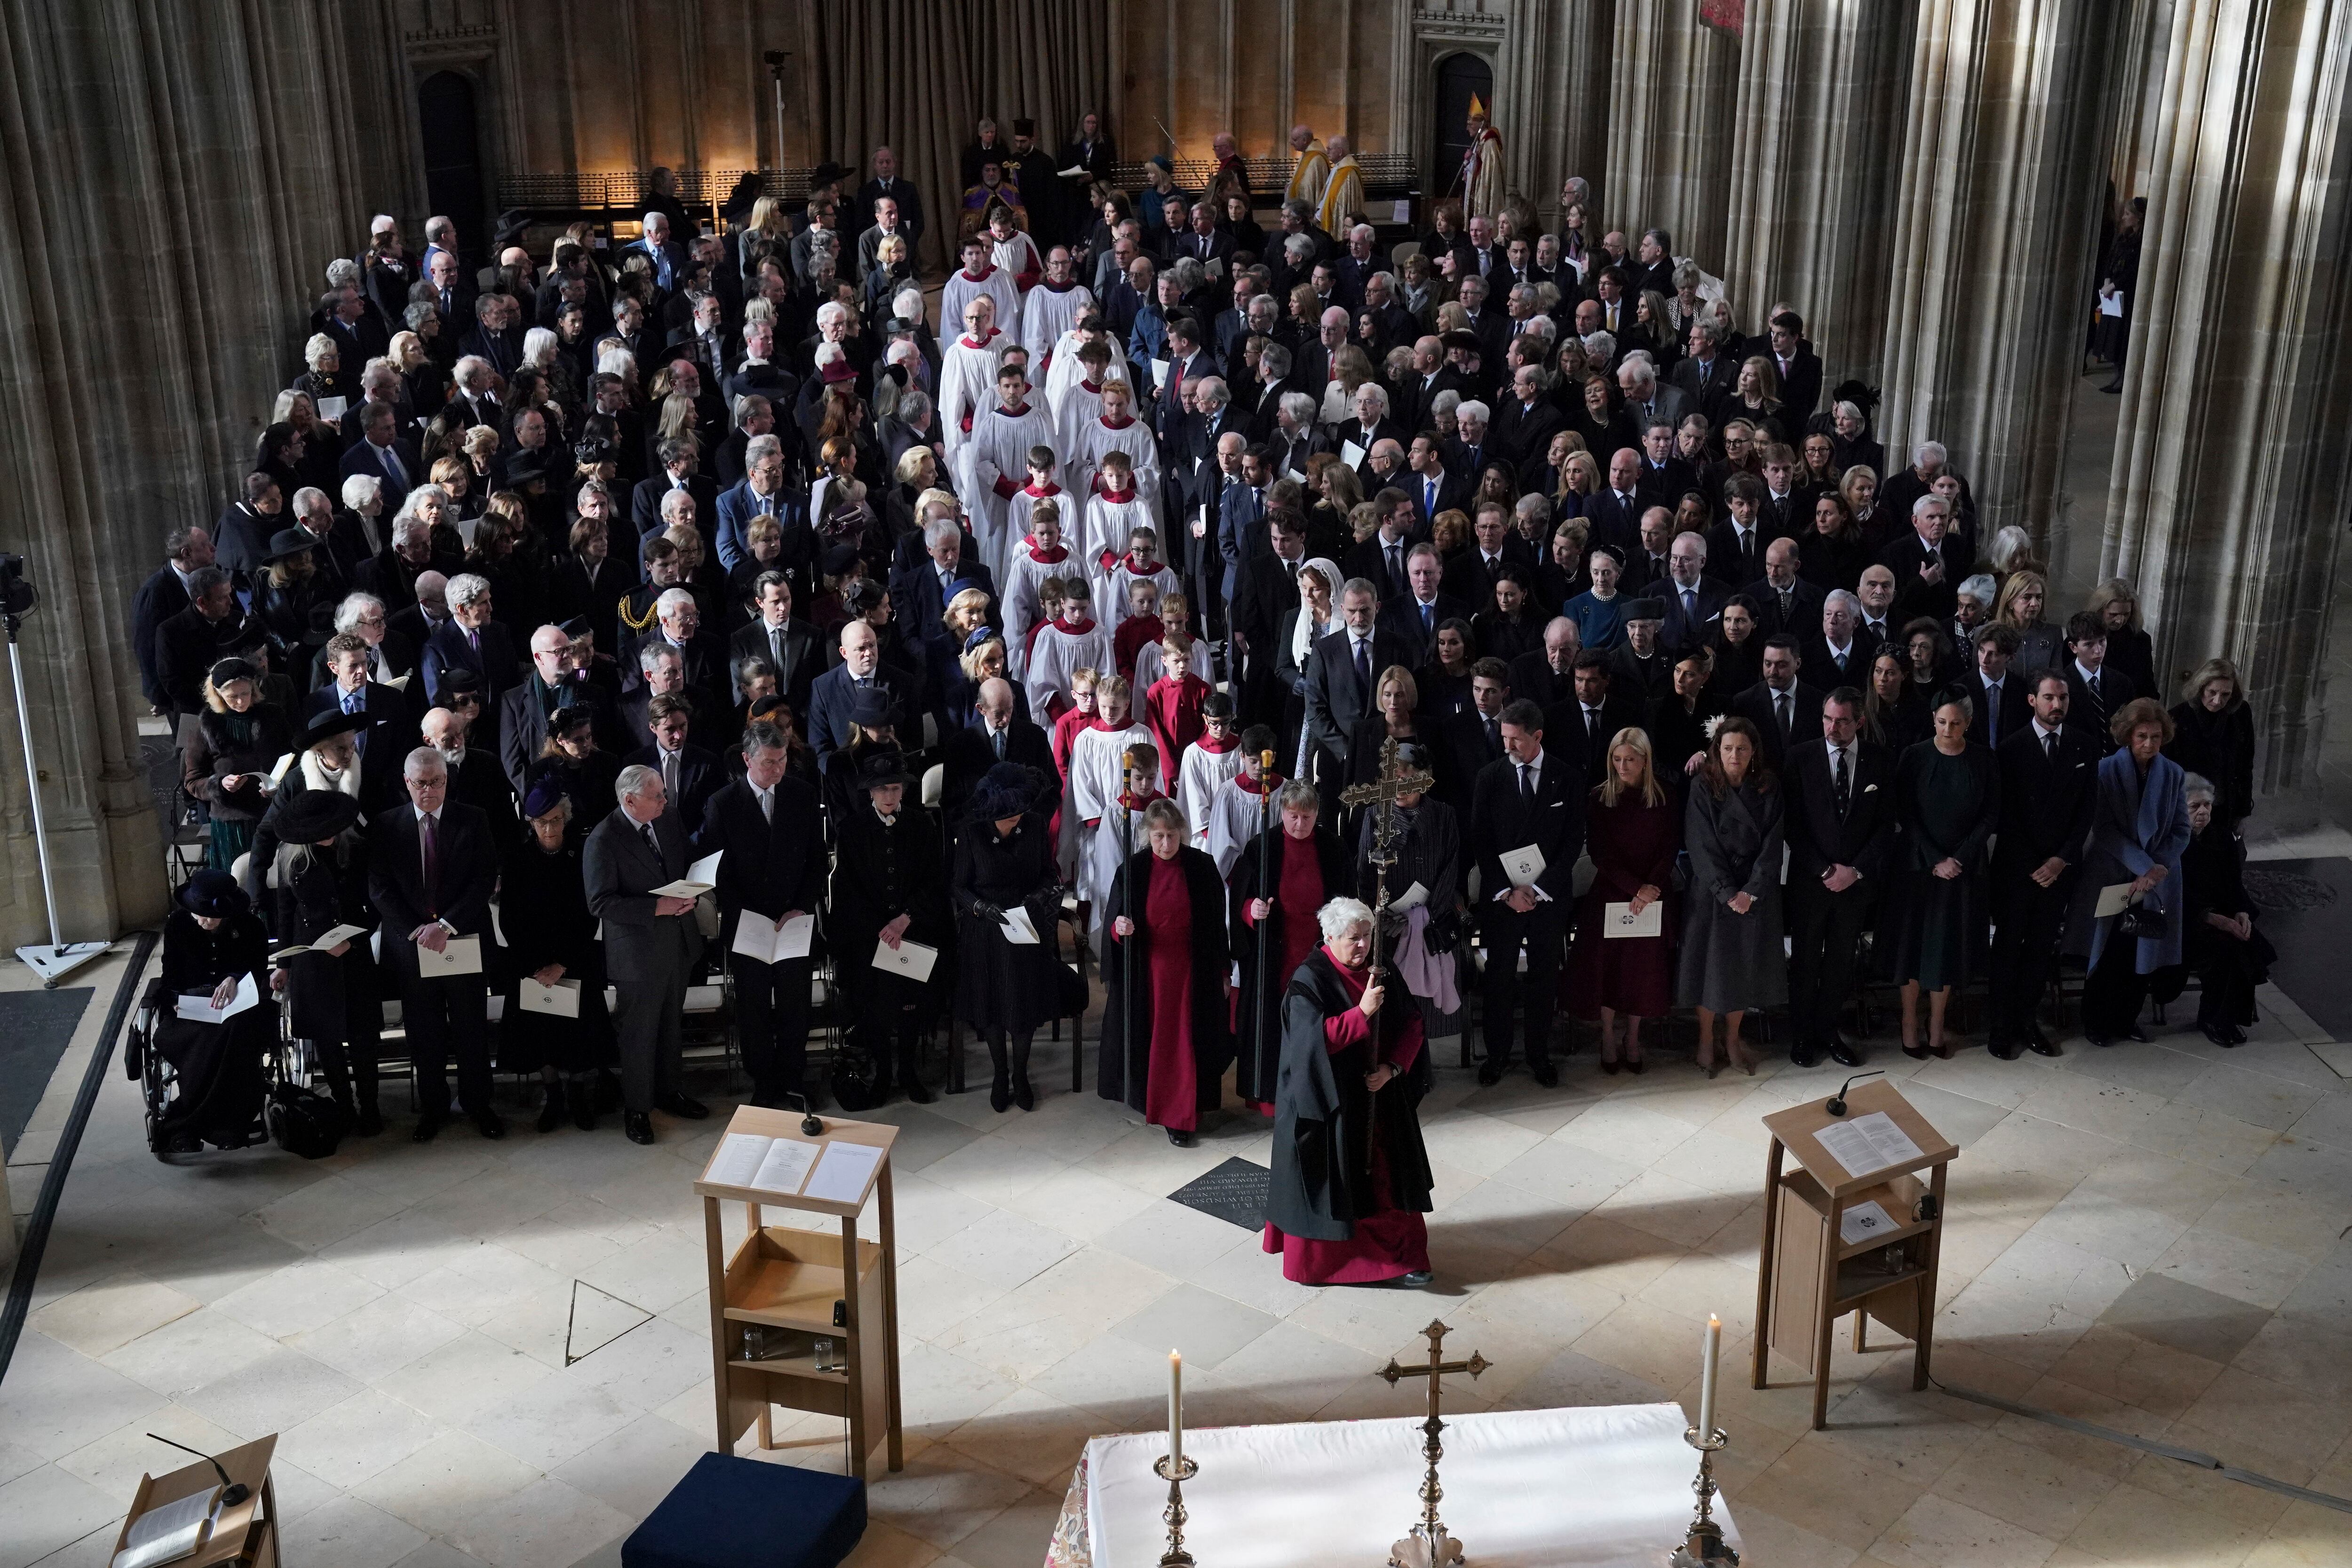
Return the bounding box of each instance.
[622,1453,867,1568]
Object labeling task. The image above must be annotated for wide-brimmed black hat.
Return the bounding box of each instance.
[273,790,363,844]
[807,160,851,189]
[1621,597,1666,621]
[521,777,568,820]
[262,528,317,565]
[302,708,362,748]
[854,748,916,793]
[176,868,249,919]
[848,687,899,730]
[207,657,260,690]
[502,447,556,488]
[548,704,595,738]
[1439,329,1482,355]
[437,666,485,700]
[966,762,1045,825]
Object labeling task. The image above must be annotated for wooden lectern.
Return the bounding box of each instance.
[111,1434,278,1568]
[1752,1079,1957,1429]
[694,1106,904,1476]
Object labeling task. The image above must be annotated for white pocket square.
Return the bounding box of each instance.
[1864,783,1879,792]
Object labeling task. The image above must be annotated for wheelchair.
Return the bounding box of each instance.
[124,973,303,1160]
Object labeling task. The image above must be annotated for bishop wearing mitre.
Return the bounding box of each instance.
[1462,94,1506,224]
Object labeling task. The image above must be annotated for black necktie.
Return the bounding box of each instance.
[1354,637,1370,689]
[1486,718,1500,751]
[1775,691,1791,740]
[1833,746,1850,818]
[1518,762,1534,803]
[993,728,1006,760]
[2044,730,2057,765]
[1585,708,1599,753]
[641,821,660,862]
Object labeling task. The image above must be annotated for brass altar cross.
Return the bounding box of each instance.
[1379,1319,1490,1568]
[1340,737,1436,969]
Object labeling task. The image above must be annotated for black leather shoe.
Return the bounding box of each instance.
[1167,1128,1196,1147]
[903,1076,935,1105]
[2027,1028,2062,1057]
[989,1072,1011,1113]
[2085,1032,2114,1048]
[2225,1023,2247,1045]
[536,1086,567,1134]
[412,1114,444,1144]
[1476,1059,1505,1087]
[2201,1021,2233,1048]
[1013,1072,1035,1112]
[1988,1039,2021,1061]
[355,1103,384,1137]
[572,1092,599,1131]
[654,1094,710,1120]
[473,1109,506,1140]
[2125,1024,2153,1044]
[1828,1039,1864,1067]
[625,1112,656,1145]
[1529,1056,1559,1088]
[1789,1043,1820,1068]
[1398,1270,1434,1287]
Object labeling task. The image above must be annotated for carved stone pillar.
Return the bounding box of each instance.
[1721,0,1915,387]
[0,0,387,949]
[2102,0,2352,790]
[1876,0,2121,541]
[1605,0,1741,269]
[1498,0,1616,226]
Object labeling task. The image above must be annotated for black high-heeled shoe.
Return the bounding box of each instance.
[989,1070,1011,1113]
[1012,1070,1035,1111]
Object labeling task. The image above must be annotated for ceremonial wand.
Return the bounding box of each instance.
[1120,748,1140,1108]
[1253,749,1275,1082]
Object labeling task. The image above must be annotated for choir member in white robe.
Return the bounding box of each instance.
[1078,454,1159,582]
[1025,591,1114,723]
[1131,595,1189,690]
[1093,521,1181,628]
[1064,678,1156,897]
[1049,329,1129,425]
[1022,248,1097,377]
[1002,500,1076,679]
[1070,382,1162,529]
[954,364,1061,586]
[1202,729,1284,876]
[942,233,1025,346]
[988,207,1044,297]
[938,297,1011,463]
[1177,694,1246,839]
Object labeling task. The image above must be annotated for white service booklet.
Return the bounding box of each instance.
[413,933,483,977]
[175,973,261,1024]
[2093,881,2137,918]
[270,922,369,963]
[1603,901,1662,938]
[732,912,815,964]
[1840,1200,1899,1245]
[1501,843,1546,888]
[652,850,724,900]
[1000,906,1040,945]
[1391,881,1429,912]
[873,938,938,982]
[518,978,581,1017]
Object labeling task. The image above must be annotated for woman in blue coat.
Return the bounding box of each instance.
[2067,698,2193,1047]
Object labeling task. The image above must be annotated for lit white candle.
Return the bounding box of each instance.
[1696,1314,1721,1435]
[1169,1348,1184,1466]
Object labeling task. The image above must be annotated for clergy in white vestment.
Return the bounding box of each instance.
[1201,732,1284,876]
[1001,497,1074,678]
[942,232,1025,348]
[987,206,1044,298]
[1021,247,1097,376]
[1316,135,1366,236]
[1285,125,1330,209]
[1461,94,1507,225]
[1176,694,1246,837]
[938,294,1010,462]
[1025,588,1113,724]
[954,362,1061,586]
[1064,676,1155,898]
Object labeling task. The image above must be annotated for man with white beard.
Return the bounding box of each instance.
[954,361,1060,585]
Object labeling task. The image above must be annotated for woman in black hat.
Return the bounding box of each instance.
[500,778,618,1131]
[153,870,273,1152]
[253,788,385,1131]
[530,705,622,849]
[183,657,296,870]
[821,685,909,821]
[950,763,1066,1111]
[831,749,950,1103]
[256,528,334,670]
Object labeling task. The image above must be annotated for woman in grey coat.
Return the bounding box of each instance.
[1677,716,1787,1075]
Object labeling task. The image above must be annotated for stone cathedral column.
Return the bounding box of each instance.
[2102,0,2352,791]
[1720,0,1916,388]
[1498,0,1617,225]
[1604,0,1741,270]
[1875,0,2121,542]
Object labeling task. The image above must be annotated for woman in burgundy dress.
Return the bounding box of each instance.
[1263,897,1435,1286]
[1565,729,1680,1073]
[1229,780,1353,1110]
[1101,798,1234,1145]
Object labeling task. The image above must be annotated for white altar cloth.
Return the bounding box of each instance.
[1073,1403,1739,1568]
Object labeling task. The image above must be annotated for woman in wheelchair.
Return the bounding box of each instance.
[152,869,273,1152]
[250,787,384,1133]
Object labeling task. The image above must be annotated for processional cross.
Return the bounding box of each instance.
[1379,1319,1490,1568]
[1339,738,1436,970]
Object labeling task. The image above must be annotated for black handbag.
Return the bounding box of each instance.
[829,1043,887,1112]
[2113,901,2163,940]
[267,1080,351,1159]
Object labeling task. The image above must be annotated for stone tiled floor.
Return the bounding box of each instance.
[5,946,2352,1568]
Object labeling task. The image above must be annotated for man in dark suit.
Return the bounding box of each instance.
[584,764,711,1144]
[729,570,823,711]
[1706,475,1784,588]
[1584,451,1649,558]
[1440,502,1537,610]
[1631,420,1700,513]
[1743,537,1826,641]
[631,438,721,544]
[1988,673,2100,1058]
[1658,533,1728,655]
[628,693,724,834]
[694,721,828,1109]
[1229,508,1308,722]
[134,526,211,712]
[852,147,925,251]
[1967,624,2032,749]
[420,696,516,847]
[940,678,1056,823]
[1439,660,1514,818]
[619,643,729,756]
[1877,497,1971,624]
[314,633,419,768]
[211,475,283,581]
[1510,617,1581,711]
[498,624,616,796]
[1541,652,1644,789]
[421,575,522,708]
[2061,611,2137,756]
[154,568,243,723]
[1731,638,1827,769]
[1489,365,1566,476]
[1765,310,1824,426]
[368,748,501,1141]
[808,619,914,754]
[1302,578,1405,810]
[1403,434,1470,529]
[338,402,425,513]
[1803,588,1880,687]
[1470,700,1584,1086]
[1670,320,1740,418]
[1375,544,1472,668]
[1782,689,1894,1067]
[889,517,998,648]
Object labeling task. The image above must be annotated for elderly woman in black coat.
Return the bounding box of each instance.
[501,778,619,1131]
[1102,797,1233,1146]
[184,657,297,871]
[152,871,273,1153]
[951,764,1069,1113]
[250,789,383,1132]
[2169,772,2276,1046]
[2166,658,2257,833]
